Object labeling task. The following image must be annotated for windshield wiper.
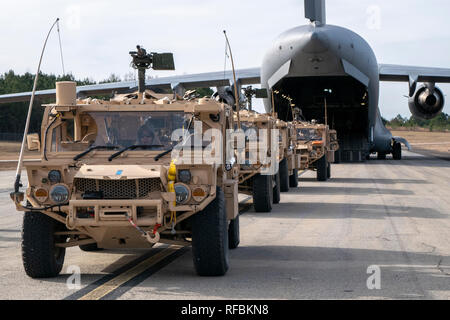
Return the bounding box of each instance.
[108,145,164,162]
[74,145,120,161]
[154,148,173,161]
[154,143,209,162]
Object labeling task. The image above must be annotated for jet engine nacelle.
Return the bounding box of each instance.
[408,84,445,120]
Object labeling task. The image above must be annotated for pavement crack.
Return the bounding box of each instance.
[437,258,450,276]
[421,242,437,254]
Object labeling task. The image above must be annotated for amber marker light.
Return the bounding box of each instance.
[34,188,49,203]
[192,187,207,202]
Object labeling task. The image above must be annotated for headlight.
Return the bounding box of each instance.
[178,170,191,184]
[48,170,62,183]
[49,184,69,204]
[174,183,191,205]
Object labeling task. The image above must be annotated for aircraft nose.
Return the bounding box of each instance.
[302,30,329,54]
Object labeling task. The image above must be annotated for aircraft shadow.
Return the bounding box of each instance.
[301,178,430,185]
[245,202,445,220]
[363,155,450,167]
[289,186,414,196]
[130,245,449,300]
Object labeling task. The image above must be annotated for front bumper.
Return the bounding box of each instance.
[68,199,163,228]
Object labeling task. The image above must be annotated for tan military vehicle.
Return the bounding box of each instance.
[10,81,241,278]
[275,119,299,190]
[234,110,279,212]
[329,129,340,156]
[293,121,338,181]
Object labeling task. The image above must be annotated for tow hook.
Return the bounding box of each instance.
[124,213,160,244]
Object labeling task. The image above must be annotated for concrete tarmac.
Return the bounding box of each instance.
[0,151,448,300]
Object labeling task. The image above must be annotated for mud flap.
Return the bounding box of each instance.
[223,179,238,220]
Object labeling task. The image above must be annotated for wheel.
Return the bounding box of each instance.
[316,155,328,182]
[272,172,281,204]
[377,152,386,160]
[79,243,103,252]
[191,187,229,276]
[327,163,331,179]
[279,158,289,192]
[289,169,299,188]
[22,212,67,278]
[393,142,402,160]
[252,174,273,213]
[228,215,240,250]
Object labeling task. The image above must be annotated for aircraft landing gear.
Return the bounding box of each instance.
[377,152,386,160]
[392,142,402,160]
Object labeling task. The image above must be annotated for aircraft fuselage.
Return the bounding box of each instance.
[261,22,392,161]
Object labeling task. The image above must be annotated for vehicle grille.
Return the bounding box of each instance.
[74,178,161,199]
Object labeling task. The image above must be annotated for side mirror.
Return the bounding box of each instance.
[255,89,268,99]
[26,133,40,151]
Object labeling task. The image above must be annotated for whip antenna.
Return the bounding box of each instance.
[223,30,241,129]
[12,18,60,199]
[56,19,66,75]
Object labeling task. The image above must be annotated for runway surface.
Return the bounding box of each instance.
[0,151,448,300]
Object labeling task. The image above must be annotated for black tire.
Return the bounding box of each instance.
[228,215,240,250]
[289,169,299,188]
[273,172,281,204]
[79,243,103,252]
[377,152,386,160]
[191,187,229,276]
[393,142,402,160]
[279,158,289,192]
[316,155,328,182]
[327,163,331,179]
[22,212,67,278]
[252,174,273,213]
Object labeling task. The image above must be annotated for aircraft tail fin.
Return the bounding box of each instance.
[304,0,326,25]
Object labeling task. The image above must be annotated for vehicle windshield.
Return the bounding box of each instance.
[49,111,192,153]
[240,121,256,132]
[297,128,322,141]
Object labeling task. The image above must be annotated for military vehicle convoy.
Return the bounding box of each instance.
[293,121,339,182]
[234,110,279,212]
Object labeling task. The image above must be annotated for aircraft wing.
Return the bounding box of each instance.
[0,67,261,104]
[379,64,450,83]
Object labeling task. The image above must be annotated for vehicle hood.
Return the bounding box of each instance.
[74,164,162,180]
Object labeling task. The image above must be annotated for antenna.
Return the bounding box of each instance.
[11,18,60,200]
[223,30,241,129]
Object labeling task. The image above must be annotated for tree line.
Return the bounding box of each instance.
[0,71,98,137]
[0,71,212,139]
[382,113,450,132]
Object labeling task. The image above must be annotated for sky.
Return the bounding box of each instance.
[0,0,450,119]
